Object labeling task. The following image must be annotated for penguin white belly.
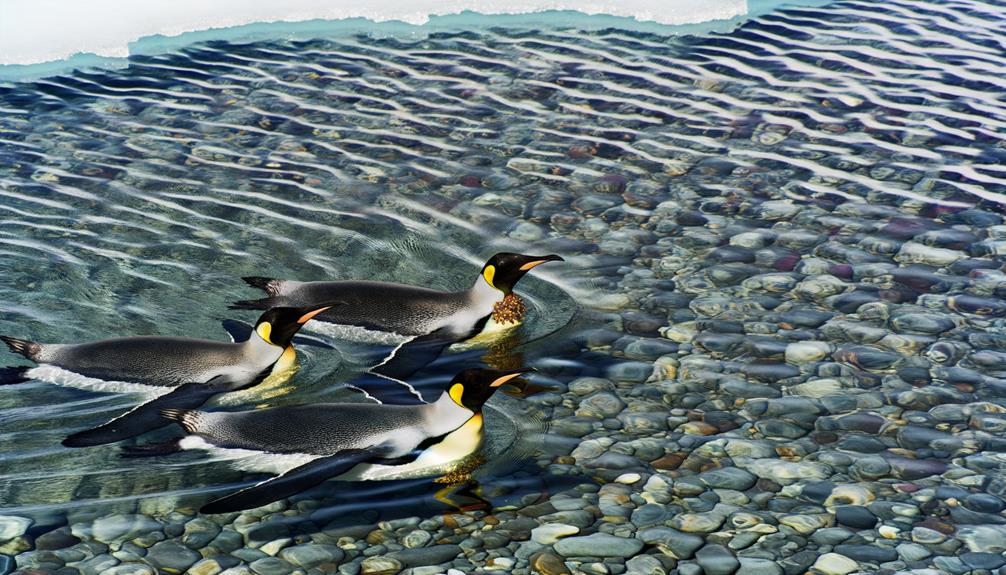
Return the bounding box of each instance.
[26,365,169,396]
[337,414,485,481]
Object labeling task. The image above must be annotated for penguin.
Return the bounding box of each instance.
[230,253,563,384]
[0,303,337,446]
[158,367,534,514]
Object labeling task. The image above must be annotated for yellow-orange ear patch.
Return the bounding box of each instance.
[483,265,496,288]
[256,322,273,345]
[449,383,465,405]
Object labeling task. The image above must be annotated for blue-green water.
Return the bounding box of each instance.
[1,0,1006,572]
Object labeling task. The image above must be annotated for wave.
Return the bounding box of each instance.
[0,0,775,79]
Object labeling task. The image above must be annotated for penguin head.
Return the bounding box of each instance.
[447,367,536,412]
[253,303,336,348]
[480,253,563,294]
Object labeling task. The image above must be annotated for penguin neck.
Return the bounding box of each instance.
[425,391,480,437]
[468,276,505,313]
[242,329,286,364]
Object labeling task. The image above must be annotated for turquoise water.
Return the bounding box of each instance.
[1,0,1006,572]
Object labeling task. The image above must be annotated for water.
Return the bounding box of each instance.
[1,0,1006,567]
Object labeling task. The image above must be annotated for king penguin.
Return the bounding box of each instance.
[0,303,336,446]
[230,252,563,382]
[158,367,534,514]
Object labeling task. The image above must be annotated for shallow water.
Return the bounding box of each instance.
[1,0,1006,570]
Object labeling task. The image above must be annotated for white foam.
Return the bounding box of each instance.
[179,435,319,475]
[0,0,747,66]
[303,321,410,346]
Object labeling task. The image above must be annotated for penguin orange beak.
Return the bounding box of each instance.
[297,306,331,324]
[490,368,536,387]
[519,254,564,271]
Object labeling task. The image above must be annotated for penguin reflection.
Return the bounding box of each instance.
[0,303,337,446]
[128,367,536,514]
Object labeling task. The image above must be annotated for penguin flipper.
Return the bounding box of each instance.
[0,366,30,385]
[62,376,232,447]
[369,331,457,381]
[200,449,373,514]
[221,319,255,343]
[221,319,334,349]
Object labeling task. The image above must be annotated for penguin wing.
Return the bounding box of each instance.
[220,319,335,349]
[369,329,459,382]
[200,448,376,513]
[62,375,236,447]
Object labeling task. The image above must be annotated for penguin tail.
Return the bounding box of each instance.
[0,366,30,385]
[0,336,40,361]
[161,408,200,433]
[242,276,283,296]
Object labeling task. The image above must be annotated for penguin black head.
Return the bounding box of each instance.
[447,367,536,412]
[253,303,337,348]
[480,253,564,294]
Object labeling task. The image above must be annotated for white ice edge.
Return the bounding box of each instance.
[0,0,748,66]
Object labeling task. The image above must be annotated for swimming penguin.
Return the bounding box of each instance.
[0,303,337,446]
[230,253,563,384]
[158,367,534,514]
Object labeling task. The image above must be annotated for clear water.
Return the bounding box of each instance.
[0,0,1005,543]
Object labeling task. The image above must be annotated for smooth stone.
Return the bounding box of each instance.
[779,514,830,535]
[896,543,931,562]
[911,527,946,544]
[631,504,671,527]
[624,554,665,575]
[249,557,295,575]
[957,525,1006,552]
[576,392,627,418]
[745,460,831,484]
[90,514,163,545]
[636,527,703,559]
[669,513,725,534]
[181,518,221,549]
[0,515,33,540]
[389,544,462,567]
[188,557,242,575]
[607,362,655,382]
[403,530,432,549]
[811,528,854,546]
[532,524,580,545]
[698,468,757,491]
[964,494,1006,513]
[833,544,897,563]
[239,521,290,548]
[35,527,80,550]
[835,507,878,529]
[554,533,644,558]
[813,553,858,575]
[695,544,738,575]
[279,543,344,568]
[960,552,1006,570]
[738,557,783,575]
[531,551,571,575]
[360,556,402,575]
[145,540,202,573]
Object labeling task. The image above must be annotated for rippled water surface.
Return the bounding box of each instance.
[2,0,1006,570]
